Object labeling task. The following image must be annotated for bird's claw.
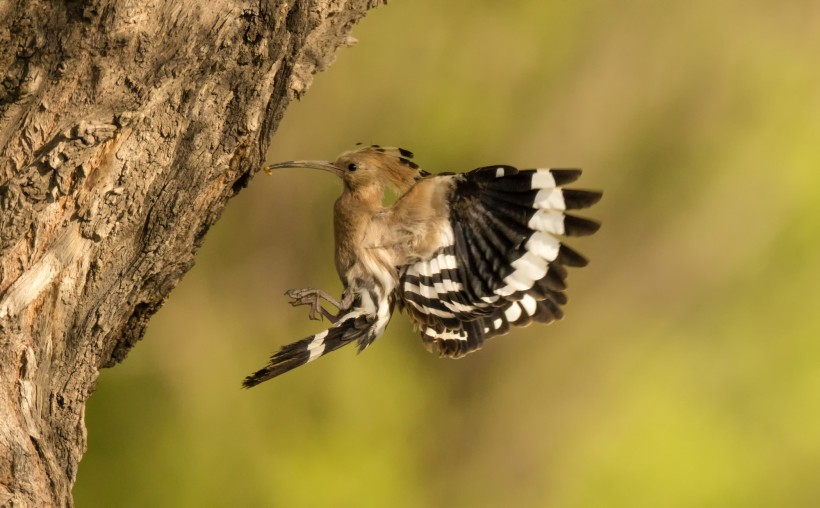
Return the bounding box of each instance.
[285,288,336,321]
[284,288,313,301]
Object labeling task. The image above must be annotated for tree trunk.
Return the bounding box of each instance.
[0,1,383,504]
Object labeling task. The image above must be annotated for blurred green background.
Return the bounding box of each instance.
[75,1,820,506]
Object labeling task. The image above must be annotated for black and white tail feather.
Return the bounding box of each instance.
[400,165,601,358]
[243,162,600,385]
[242,292,392,387]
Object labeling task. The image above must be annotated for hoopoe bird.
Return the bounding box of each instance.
[242,145,602,387]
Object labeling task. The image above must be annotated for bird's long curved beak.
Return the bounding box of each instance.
[262,160,343,177]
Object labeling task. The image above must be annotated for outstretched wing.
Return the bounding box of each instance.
[399,165,601,357]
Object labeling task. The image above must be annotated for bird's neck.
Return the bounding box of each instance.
[333,184,389,283]
[343,182,386,210]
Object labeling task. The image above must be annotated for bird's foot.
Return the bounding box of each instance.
[285,288,344,323]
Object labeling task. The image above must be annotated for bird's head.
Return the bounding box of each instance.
[263,145,429,195]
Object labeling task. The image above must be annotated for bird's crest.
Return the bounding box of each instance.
[353,144,431,177]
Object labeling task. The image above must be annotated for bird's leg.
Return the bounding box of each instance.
[285,288,353,323]
[285,288,339,321]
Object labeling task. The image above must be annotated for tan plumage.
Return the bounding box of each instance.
[243,145,601,387]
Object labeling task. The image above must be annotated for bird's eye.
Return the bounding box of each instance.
[347,162,358,172]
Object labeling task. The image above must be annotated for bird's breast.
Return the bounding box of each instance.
[333,200,398,296]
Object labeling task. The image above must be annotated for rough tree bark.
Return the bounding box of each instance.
[0,1,384,505]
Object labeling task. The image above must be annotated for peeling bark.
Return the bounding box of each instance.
[0,1,384,505]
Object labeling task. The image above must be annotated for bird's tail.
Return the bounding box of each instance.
[242,309,379,388]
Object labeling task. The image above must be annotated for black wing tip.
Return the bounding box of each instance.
[562,189,603,210]
[549,168,583,185]
[556,244,589,267]
[563,214,602,236]
[429,338,474,359]
[535,298,565,323]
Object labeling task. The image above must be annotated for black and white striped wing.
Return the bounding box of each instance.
[399,165,601,358]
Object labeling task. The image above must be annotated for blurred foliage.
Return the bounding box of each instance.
[74,1,820,506]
